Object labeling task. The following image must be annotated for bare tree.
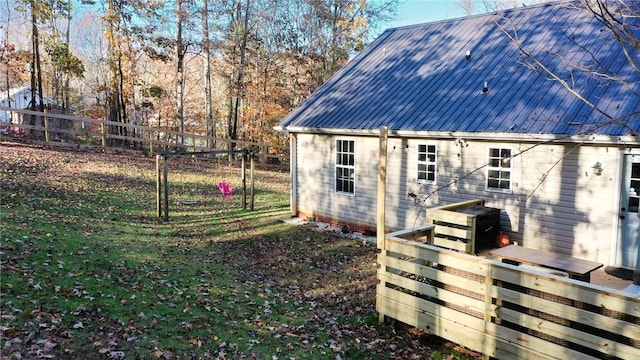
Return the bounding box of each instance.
[497,0,639,136]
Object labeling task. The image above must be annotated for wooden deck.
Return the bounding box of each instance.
[377,228,640,360]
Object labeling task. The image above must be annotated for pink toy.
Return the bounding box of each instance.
[218,180,233,202]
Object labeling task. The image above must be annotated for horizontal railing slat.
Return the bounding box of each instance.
[384,237,489,277]
[491,285,640,339]
[491,262,640,317]
[378,271,486,314]
[432,236,472,252]
[484,322,600,360]
[378,254,486,294]
[496,307,640,359]
[433,225,474,239]
[376,286,485,331]
[428,208,475,226]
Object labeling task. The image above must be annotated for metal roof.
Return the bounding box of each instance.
[276,0,640,137]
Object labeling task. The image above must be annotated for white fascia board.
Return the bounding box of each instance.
[275,126,640,146]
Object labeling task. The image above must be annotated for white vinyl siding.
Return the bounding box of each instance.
[335,139,355,194]
[417,144,437,184]
[293,134,624,264]
[487,147,512,192]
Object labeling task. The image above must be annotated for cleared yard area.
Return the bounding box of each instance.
[0,142,478,359]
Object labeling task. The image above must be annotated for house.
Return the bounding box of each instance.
[275,1,640,269]
[0,86,60,121]
[1,86,66,135]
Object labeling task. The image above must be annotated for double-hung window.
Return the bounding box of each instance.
[417,144,437,184]
[487,147,512,192]
[335,139,355,194]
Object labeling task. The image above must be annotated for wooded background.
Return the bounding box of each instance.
[1,0,586,151]
[1,0,404,150]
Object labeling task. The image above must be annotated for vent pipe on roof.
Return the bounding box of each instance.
[466,50,471,60]
[482,81,489,93]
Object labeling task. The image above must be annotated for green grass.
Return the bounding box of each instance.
[0,144,478,359]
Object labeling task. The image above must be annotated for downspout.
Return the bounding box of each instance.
[290,132,297,216]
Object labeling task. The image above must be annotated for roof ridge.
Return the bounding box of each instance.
[384,0,576,32]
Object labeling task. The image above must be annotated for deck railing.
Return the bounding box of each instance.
[377,228,640,359]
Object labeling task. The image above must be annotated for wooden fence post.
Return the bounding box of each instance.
[250,152,255,211]
[156,155,162,218]
[101,122,107,150]
[241,151,247,210]
[149,130,154,155]
[163,156,169,221]
[44,108,50,144]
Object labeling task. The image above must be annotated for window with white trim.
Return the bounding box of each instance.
[487,147,512,191]
[335,139,355,194]
[417,144,437,184]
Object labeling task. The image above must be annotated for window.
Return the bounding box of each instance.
[335,139,355,194]
[487,147,512,191]
[417,144,437,183]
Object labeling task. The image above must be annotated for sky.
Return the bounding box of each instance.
[387,0,467,29]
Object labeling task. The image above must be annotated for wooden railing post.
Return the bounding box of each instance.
[376,126,388,323]
[377,126,388,249]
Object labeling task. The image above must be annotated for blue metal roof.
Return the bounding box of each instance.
[277,0,640,136]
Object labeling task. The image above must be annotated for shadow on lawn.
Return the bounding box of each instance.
[0,145,478,359]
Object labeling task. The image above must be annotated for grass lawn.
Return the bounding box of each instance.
[0,142,478,359]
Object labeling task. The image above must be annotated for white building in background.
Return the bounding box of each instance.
[0,86,60,123]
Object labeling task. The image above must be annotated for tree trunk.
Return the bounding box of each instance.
[4,0,10,103]
[202,0,214,148]
[176,0,185,146]
[231,0,251,148]
[34,21,43,114]
[64,0,71,113]
[106,0,126,145]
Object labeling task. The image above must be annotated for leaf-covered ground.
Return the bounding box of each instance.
[0,142,478,359]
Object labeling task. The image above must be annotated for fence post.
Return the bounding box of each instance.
[163,156,169,221]
[241,151,247,210]
[149,130,154,155]
[101,122,107,149]
[156,155,162,218]
[250,152,255,211]
[44,107,50,144]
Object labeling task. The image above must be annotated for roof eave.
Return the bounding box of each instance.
[274,126,640,145]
